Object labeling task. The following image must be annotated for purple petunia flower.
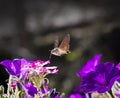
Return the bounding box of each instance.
[0,59,58,77]
[116,94,120,98]
[116,62,120,85]
[77,54,120,93]
[55,95,61,98]
[0,58,33,77]
[0,58,60,98]
[77,54,102,77]
[24,83,38,97]
[0,59,22,76]
[69,93,86,98]
[116,63,120,70]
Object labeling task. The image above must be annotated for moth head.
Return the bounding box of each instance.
[51,48,60,56]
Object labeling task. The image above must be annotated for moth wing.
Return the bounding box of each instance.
[59,34,70,51]
[54,36,59,48]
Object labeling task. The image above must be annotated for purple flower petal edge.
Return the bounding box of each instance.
[77,54,102,77]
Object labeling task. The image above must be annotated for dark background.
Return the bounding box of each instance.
[0,0,120,97]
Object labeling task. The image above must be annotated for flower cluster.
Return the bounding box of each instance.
[0,59,61,98]
[0,54,120,98]
[70,54,120,98]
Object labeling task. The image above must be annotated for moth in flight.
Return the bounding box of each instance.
[50,34,70,56]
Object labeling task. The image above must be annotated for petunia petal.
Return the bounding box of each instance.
[69,93,86,98]
[0,60,21,75]
[77,57,120,93]
[77,54,102,77]
[24,83,38,97]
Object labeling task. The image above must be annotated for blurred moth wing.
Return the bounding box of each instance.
[59,34,70,52]
[51,34,70,56]
[54,36,59,48]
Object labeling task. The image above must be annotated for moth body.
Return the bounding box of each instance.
[50,34,70,56]
[51,47,69,56]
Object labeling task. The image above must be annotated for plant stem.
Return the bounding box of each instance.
[108,90,115,98]
[7,75,12,97]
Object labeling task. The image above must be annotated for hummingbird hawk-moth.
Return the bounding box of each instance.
[50,34,70,56]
